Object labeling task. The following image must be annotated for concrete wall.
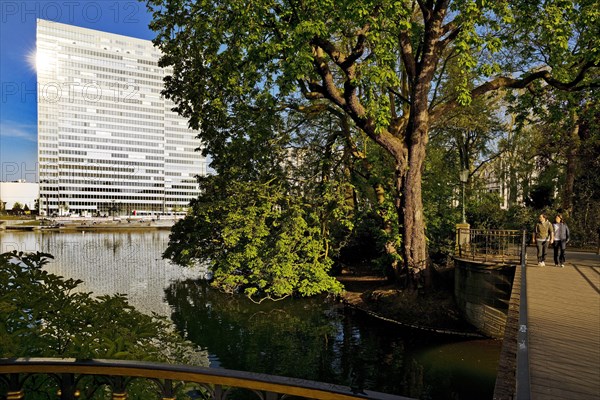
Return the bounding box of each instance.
[454,258,516,338]
[0,182,39,211]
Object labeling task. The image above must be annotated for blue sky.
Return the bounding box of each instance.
[0,1,156,182]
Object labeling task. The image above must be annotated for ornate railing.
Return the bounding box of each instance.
[516,231,531,400]
[0,358,412,400]
[455,229,525,265]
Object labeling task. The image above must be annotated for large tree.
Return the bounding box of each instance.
[146,0,599,286]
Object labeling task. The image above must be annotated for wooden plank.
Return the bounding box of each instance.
[525,252,600,400]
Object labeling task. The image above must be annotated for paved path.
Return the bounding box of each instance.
[525,248,600,400]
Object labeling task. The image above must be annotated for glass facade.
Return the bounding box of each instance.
[37,19,206,216]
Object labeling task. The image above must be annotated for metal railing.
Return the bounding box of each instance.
[0,358,412,400]
[455,229,524,264]
[516,231,531,399]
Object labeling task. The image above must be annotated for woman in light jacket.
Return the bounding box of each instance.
[553,214,570,268]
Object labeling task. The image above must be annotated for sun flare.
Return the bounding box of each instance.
[27,49,54,73]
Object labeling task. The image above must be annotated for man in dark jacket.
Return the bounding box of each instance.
[552,214,570,268]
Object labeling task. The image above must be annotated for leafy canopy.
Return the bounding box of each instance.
[165,179,345,302]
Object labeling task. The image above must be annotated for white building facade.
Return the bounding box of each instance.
[37,19,206,216]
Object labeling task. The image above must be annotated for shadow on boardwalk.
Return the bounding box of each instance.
[525,248,599,400]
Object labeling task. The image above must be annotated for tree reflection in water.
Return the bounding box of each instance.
[164,280,499,399]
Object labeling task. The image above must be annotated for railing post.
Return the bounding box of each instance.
[6,391,25,400]
[485,231,489,261]
[456,223,470,257]
[159,378,177,400]
[110,376,128,400]
[5,373,24,400]
[58,373,79,400]
[516,230,531,399]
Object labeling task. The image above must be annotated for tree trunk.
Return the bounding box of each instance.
[399,147,429,288]
[375,183,401,280]
[399,82,430,289]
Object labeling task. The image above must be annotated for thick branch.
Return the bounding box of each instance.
[342,31,368,69]
[399,31,417,79]
[436,23,461,54]
[472,62,597,96]
[298,79,325,100]
[416,0,431,21]
[431,62,599,120]
[417,0,449,80]
[311,46,346,106]
[311,37,347,65]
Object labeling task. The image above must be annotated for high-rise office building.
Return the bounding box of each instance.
[37,19,206,216]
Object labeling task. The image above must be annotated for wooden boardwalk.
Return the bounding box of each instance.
[525,249,600,400]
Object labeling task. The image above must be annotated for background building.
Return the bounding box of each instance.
[37,19,206,216]
[0,181,39,212]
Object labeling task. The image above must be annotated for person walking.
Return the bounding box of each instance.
[534,213,553,266]
[553,214,570,267]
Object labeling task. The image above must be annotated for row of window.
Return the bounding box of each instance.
[64,61,164,85]
[96,108,164,121]
[163,159,198,165]
[64,188,167,194]
[63,46,123,60]
[59,149,87,155]
[63,121,163,135]
[165,139,201,147]
[166,152,203,160]
[59,130,163,143]
[42,196,192,206]
[40,172,161,180]
[48,191,199,198]
[61,113,164,128]
[42,180,166,188]
[64,48,161,73]
[165,146,197,153]
[59,101,165,116]
[59,141,164,154]
[58,158,163,168]
[167,127,200,134]
[42,194,196,202]
[38,28,94,43]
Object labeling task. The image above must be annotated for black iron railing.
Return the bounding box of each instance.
[0,358,412,400]
[455,229,524,264]
[516,230,531,400]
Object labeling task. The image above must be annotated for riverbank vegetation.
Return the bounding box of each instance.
[150,0,599,302]
[0,251,204,364]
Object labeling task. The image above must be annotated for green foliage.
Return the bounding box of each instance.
[466,192,507,229]
[0,251,203,364]
[165,178,344,302]
[146,0,599,277]
[569,109,600,246]
[504,206,539,231]
[422,144,461,256]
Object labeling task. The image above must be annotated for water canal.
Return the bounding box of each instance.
[0,230,501,399]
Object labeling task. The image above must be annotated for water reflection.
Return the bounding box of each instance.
[0,230,201,315]
[0,230,500,399]
[165,279,500,399]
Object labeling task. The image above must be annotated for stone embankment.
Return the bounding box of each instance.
[0,217,178,231]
